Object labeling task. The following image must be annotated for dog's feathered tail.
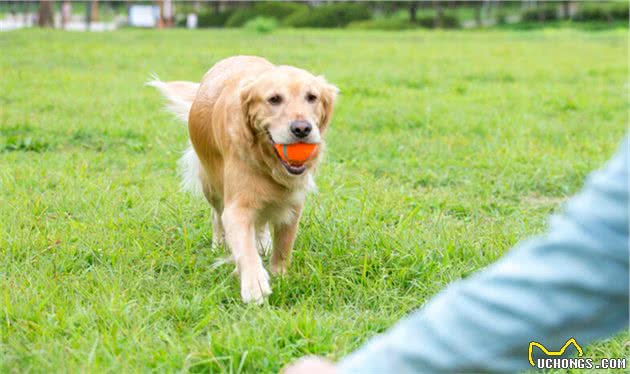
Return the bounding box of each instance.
[146,75,199,122]
[178,145,204,196]
[148,76,204,196]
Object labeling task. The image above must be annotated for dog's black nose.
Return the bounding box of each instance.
[290,120,312,139]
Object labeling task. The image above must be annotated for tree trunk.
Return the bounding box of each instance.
[562,1,570,19]
[61,0,71,28]
[91,0,99,23]
[156,0,163,28]
[434,1,443,28]
[475,1,483,27]
[537,0,545,22]
[409,1,417,23]
[37,0,54,27]
[163,0,173,27]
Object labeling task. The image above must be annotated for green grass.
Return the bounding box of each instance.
[0,28,628,372]
[497,20,629,31]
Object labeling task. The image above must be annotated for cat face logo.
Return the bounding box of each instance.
[528,338,583,366]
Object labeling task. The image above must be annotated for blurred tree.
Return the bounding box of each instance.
[91,0,99,22]
[475,0,483,26]
[561,0,571,20]
[433,0,443,28]
[409,1,417,23]
[61,0,71,28]
[158,0,173,28]
[37,0,53,27]
[536,0,553,22]
[86,1,93,29]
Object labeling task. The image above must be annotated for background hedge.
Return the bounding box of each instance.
[283,3,371,28]
[225,2,307,27]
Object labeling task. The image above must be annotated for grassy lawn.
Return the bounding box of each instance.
[1,28,628,372]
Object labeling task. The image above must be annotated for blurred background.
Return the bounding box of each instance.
[1,0,628,33]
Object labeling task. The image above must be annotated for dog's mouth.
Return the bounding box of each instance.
[266,130,307,176]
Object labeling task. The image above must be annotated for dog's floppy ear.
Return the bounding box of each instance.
[316,76,339,133]
[239,77,259,142]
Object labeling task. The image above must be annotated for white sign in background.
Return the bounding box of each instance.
[128,5,159,28]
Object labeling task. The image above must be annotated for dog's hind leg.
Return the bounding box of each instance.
[256,223,272,256]
[270,207,302,276]
[180,146,225,249]
[212,209,225,248]
[203,185,225,249]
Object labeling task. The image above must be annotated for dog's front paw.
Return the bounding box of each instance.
[240,265,271,304]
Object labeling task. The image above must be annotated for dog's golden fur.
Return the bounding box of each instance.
[150,56,338,303]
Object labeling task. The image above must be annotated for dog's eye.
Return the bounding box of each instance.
[306,93,318,103]
[267,95,283,105]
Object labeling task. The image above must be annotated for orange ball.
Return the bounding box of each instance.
[274,143,318,165]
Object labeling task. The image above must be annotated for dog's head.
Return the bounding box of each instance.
[240,66,338,176]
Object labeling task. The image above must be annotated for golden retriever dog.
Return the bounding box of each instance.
[149,56,338,303]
